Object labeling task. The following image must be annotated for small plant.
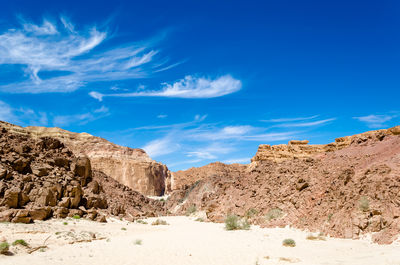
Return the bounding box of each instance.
[327,213,333,222]
[151,219,169,225]
[0,241,10,254]
[245,208,258,219]
[72,215,81,219]
[63,222,68,225]
[225,215,250,230]
[39,247,46,252]
[136,219,148,224]
[12,239,29,247]
[265,208,283,221]
[359,196,370,212]
[55,232,61,235]
[306,233,326,241]
[186,205,197,216]
[134,239,142,245]
[195,217,204,222]
[282,238,296,247]
[121,227,127,231]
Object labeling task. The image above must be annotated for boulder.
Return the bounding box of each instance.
[2,187,20,208]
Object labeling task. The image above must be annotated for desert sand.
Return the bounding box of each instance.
[1,216,399,265]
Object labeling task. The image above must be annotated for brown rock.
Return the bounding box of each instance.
[2,187,20,208]
[37,188,57,207]
[29,207,52,220]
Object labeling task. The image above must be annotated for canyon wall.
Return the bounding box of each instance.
[252,126,400,163]
[0,121,170,196]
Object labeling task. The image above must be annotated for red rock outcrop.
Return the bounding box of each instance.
[0,121,170,196]
[167,125,400,244]
[0,125,165,223]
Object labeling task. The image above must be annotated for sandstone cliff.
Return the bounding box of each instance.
[0,121,170,196]
[167,125,400,244]
[252,125,400,162]
[0,127,165,223]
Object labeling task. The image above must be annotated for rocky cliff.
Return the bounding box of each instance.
[0,121,170,196]
[167,125,400,244]
[252,126,400,162]
[0,127,165,223]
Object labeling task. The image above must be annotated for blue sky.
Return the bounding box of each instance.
[0,0,399,170]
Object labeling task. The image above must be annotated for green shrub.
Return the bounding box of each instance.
[0,242,9,254]
[136,219,148,224]
[265,208,283,221]
[186,205,197,216]
[121,227,127,231]
[359,196,370,212]
[12,239,28,247]
[151,219,168,226]
[134,239,142,245]
[63,222,68,225]
[225,215,250,230]
[245,208,258,219]
[282,238,296,247]
[72,215,81,219]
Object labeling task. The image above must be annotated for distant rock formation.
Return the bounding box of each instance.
[0,121,171,196]
[252,126,400,162]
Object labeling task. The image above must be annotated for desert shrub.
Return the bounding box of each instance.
[72,215,81,219]
[195,217,204,222]
[151,219,169,226]
[121,227,127,231]
[0,242,10,254]
[282,238,296,247]
[12,239,28,247]
[245,208,258,219]
[265,208,283,221]
[134,239,142,245]
[306,233,326,241]
[225,215,250,230]
[63,222,68,225]
[136,219,148,224]
[359,196,370,212]
[186,205,197,216]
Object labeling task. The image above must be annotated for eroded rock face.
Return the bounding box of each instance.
[0,121,170,196]
[168,125,400,244]
[251,125,400,163]
[0,126,165,223]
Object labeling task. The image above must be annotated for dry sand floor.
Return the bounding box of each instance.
[0,216,399,265]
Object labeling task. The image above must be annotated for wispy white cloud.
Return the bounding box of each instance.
[262,115,319,123]
[353,114,396,128]
[0,16,175,93]
[53,106,110,127]
[275,118,336,128]
[89,75,242,100]
[0,100,48,126]
[186,143,235,160]
[222,157,250,164]
[142,135,180,157]
[0,101,16,122]
[157,114,168,119]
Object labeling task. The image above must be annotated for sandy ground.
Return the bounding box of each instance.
[0,216,399,265]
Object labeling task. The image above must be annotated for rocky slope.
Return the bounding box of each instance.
[167,125,400,244]
[0,126,164,223]
[0,121,171,196]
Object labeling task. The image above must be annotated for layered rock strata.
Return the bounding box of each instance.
[0,126,165,223]
[0,121,170,196]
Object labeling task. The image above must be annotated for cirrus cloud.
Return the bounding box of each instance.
[89,74,242,100]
